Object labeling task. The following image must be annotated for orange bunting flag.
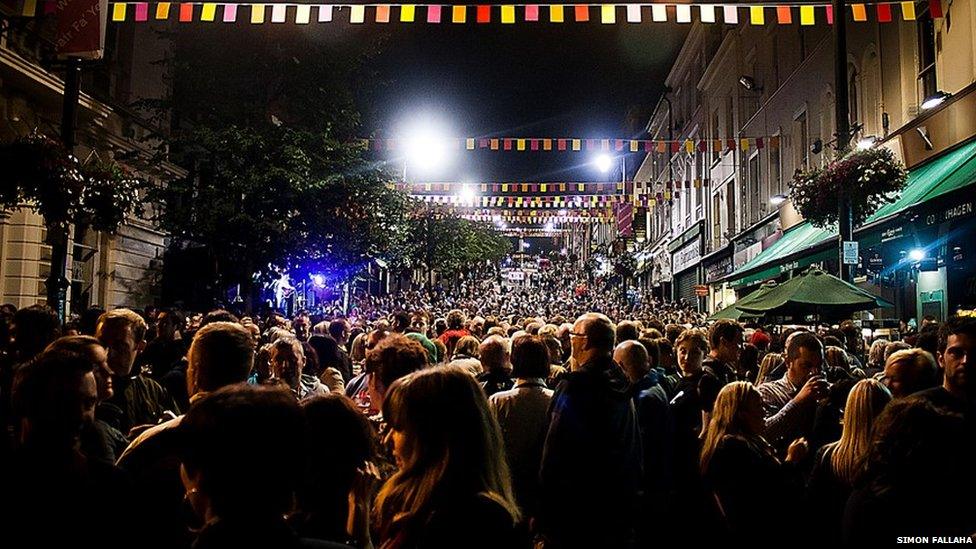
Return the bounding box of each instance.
[574,4,589,21]
[851,3,867,21]
[375,5,391,22]
[452,5,466,23]
[776,5,791,24]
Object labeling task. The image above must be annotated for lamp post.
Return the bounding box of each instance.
[834,0,854,282]
[47,58,82,322]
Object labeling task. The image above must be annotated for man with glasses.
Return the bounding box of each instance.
[758,330,828,452]
[539,313,641,549]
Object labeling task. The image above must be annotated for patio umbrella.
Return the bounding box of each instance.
[736,266,892,319]
[707,281,778,321]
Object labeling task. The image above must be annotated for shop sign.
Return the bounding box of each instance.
[672,240,702,274]
[881,226,905,243]
[705,255,734,283]
[926,201,975,226]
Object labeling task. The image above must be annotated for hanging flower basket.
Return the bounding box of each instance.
[0,133,143,233]
[789,146,907,229]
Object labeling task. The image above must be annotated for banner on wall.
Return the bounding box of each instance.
[56,0,109,59]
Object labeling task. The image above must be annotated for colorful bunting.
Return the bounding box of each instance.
[92,1,939,26]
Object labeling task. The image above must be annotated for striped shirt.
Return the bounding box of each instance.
[757,374,816,450]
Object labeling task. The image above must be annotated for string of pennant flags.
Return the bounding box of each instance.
[14,0,940,25]
[412,191,694,208]
[374,136,781,153]
[397,181,634,194]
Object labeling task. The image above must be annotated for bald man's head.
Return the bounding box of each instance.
[571,313,616,367]
[614,340,649,384]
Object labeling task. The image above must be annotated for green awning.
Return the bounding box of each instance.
[725,138,976,287]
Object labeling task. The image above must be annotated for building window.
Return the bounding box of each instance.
[713,193,723,248]
[793,111,809,170]
[748,153,761,223]
[725,179,737,237]
[917,8,937,105]
[769,138,781,195]
[848,62,860,127]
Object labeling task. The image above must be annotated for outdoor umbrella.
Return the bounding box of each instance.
[736,266,892,319]
[707,281,778,321]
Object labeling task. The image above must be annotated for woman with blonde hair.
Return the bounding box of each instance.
[754,352,784,385]
[700,381,807,540]
[374,366,525,548]
[806,378,891,544]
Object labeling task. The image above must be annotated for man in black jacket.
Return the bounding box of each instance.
[539,313,642,549]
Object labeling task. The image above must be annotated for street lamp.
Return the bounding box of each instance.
[458,184,476,206]
[921,90,952,110]
[856,136,877,150]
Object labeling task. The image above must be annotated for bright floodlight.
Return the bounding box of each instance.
[458,185,476,205]
[921,91,951,110]
[909,248,925,262]
[406,134,449,171]
[595,154,613,173]
[311,274,325,287]
[856,136,877,150]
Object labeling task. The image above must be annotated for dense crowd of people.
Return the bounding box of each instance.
[0,266,973,547]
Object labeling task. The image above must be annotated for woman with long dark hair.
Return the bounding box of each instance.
[374,366,526,548]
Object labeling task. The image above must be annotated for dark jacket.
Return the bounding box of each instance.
[192,517,352,549]
[538,355,642,548]
[703,434,801,541]
[380,492,527,549]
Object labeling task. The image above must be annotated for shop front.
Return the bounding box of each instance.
[702,244,734,313]
[670,221,704,307]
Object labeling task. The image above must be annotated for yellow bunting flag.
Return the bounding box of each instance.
[601,4,615,23]
[400,5,415,21]
[156,2,171,19]
[501,184,508,192]
[452,5,466,23]
[630,140,639,152]
[543,139,552,151]
[900,1,915,19]
[22,0,36,16]
[521,184,529,192]
[750,6,764,24]
[112,2,126,21]
[201,3,217,21]
[490,139,499,150]
[800,5,815,25]
[559,183,567,192]
[740,138,750,151]
[851,3,867,21]
[577,183,585,192]
[501,5,515,23]
[540,184,547,192]
[684,140,694,153]
[550,4,564,22]
[572,139,581,151]
[350,5,365,23]
[251,4,265,24]
[466,138,475,150]
[517,139,526,151]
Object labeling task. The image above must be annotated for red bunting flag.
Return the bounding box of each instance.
[477,4,490,22]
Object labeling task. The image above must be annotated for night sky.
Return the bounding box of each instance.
[358,17,688,182]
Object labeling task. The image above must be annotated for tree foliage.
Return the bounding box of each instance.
[402,207,512,275]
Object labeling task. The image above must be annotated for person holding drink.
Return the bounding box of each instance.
[756,331,829,454]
